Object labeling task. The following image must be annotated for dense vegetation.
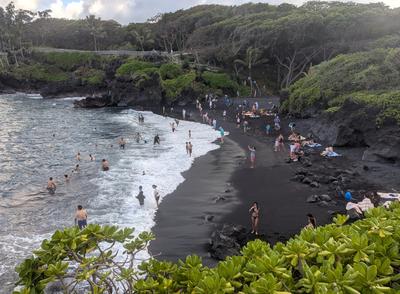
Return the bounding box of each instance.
[2,1,400,91]
[284,48,400,125]
[15,203,400,293]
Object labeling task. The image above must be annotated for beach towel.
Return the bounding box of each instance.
[378,192,400,200]
[306,143,322,148]
[327,151,341,157]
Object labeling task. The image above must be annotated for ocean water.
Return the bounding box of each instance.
[0,93,220,292]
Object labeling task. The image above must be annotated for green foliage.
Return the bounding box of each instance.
[162,71,196,99]
[159,63,182,80]
[8,63,69,82]
[116,59,158,77]
[34,52,101,71]
[287,48,400,124]
[202,71,239,93]
[74,67,105,85]
[16,203,400,293]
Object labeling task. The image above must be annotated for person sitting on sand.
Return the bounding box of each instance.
[102,159,109,171]
[47,177,56,194]
[119,137,126,149]
[249,202,260,235]
[153,185,160,207]
[136,186,145,206]
[248,145,256,168]
[154,134,160,145]
[321,146,334,157]
[305,213,317,229]
[74,205,88,229]
[346,201,363,219]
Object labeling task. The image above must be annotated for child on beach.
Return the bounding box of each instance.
[248,145,256,168]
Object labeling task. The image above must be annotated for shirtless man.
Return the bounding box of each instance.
[188,142,193,157]
[89,154,95,161]
[119,137,126,149]
[74,205,88,229]
[47,177,56,194]
[76,152,81,161]
[102,159,109,171]
[136,186,145,206]
[64,174,70,183]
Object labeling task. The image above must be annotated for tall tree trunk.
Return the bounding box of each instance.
[93,35,98,51]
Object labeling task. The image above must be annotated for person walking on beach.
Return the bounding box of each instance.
[153,185,160,207]
[119,137,126,149]
[305,213,317,229]
[102,159,109,171]
[248,145,256,168]
[74,205,88,229]
[188,142,193,157]
[249,202,260,235]
[219,127,225,144]
[275,134,285,152]
[136,186,145,206]
[170,122,176,132]
[47,177,56,194]
[76,152,81,161]
[189,130,192,139]
[186,142,189,155]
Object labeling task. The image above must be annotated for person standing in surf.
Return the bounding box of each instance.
[136,186,145,206]
[119,137,126,149]
[89,154,95,161]
[47,177,57,194]
[248,145,256,168]
[153,185,160,207]
[249,202,260,235]
[170,122,176,132]
[102,159,109,171]
[74,205,88,229]
[64,174,70,183]
[154,134,160,145]
[76,152,81,161]
[188,130,192,139]
[188,142,193,157]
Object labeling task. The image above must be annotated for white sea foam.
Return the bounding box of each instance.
[90,110,221,261]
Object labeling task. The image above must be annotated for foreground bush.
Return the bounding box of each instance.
[14,202,400,293]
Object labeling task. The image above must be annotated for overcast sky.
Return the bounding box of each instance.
[1,0,399,24]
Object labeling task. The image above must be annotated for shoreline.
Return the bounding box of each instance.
[149,100,400,263]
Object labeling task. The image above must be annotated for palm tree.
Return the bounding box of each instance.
[234,47,268,95]
[85,15,102,51]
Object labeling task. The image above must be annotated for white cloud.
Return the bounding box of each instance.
[0,0,399,24]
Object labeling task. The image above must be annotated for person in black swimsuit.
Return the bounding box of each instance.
[249,202,260,235]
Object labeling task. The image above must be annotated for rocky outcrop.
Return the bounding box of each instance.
[73,95,113,108]
[209,224,248,260]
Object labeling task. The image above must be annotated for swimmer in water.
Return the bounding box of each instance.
[136,186,145,206]
[64,174,70,183]
[153,134,160,145]
[74,205,88,229]
[135,132,142,143]
[119,137,126,149]
[76,152,81,161]
[74,164,80,172]
[47,177,56,194]
[102,159,109,171]
[89,154,95,161]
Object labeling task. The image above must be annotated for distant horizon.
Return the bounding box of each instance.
[0,0,399,24]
